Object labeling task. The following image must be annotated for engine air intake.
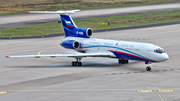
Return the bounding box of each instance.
[61,40,80,49]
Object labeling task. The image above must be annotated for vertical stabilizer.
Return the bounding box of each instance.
[60,14,77,37]
[26,10,80,37]
[26,10,92,38]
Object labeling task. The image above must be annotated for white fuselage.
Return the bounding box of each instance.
[62,37,169,62]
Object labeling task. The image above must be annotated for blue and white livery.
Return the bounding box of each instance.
[6,10,169,71]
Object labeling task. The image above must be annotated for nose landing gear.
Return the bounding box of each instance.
[146,61,151,71]
[146,66,151,71]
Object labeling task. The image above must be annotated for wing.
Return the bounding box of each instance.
[5,52,116,58]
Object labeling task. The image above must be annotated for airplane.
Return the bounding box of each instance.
[5,10,169,71]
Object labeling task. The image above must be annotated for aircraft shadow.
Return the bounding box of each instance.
[10,60,141,69]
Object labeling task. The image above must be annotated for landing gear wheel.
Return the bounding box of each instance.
[72,58,82,66]
[75,62,78,66]
[78,62,82,66]
[146,66,151,71]
[71,61,82,66]
[71,61,76,66]
[145,61,152,71]
[118,59,129,64]
[125,60,128,64]
[72,61,75,66]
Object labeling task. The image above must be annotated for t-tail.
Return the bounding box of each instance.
[26,10,93,38]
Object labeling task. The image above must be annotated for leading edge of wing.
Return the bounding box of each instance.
[5,52,116,58]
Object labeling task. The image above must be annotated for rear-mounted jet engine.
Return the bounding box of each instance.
[60,40,80,49]
[75,28,93,38]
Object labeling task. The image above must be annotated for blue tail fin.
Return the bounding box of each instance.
[26,10,93,38]
[60,14,78,37]
[60,14,92,38]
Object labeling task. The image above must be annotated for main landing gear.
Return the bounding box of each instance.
[72,58,82,66]
[118,59,152,71]
[146,61,151,71]
[118,59,129,64]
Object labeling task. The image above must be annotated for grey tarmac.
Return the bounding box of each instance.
[0,24,180,101]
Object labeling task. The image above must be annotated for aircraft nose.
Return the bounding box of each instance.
[161,53,169,61]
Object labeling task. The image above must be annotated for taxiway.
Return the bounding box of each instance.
[0,24,180,101]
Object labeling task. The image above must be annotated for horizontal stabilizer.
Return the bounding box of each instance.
[25,10,80,15]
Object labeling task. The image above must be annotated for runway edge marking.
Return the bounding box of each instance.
[0,91,7,95]
[158,89,174,92]
[137,90,152,92]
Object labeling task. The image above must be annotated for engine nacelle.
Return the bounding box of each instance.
[60,40,80,49]
[74,28,93,38]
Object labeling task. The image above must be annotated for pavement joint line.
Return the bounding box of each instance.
[0,88,178,93]
[165,72,180,75]
[0,59,7,62]
[105,68,180,75]
[0,47,48,55]
[173,88,180,90]
[157,93,165,101]
[0,89,137,92]
[121,29,180,39]
[58,89,137,91]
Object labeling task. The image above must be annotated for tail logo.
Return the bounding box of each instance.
[66,21,73,27]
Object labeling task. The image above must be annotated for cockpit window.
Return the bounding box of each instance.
[154,48,165,54]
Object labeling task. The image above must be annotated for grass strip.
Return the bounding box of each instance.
[1,0,180,16]
[1,10,180,38]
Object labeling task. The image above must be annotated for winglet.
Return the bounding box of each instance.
[5,56,10,58]
[25,11,29,13]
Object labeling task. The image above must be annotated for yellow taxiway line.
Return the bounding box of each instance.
[157,93,165,101]
[37,46,66,62]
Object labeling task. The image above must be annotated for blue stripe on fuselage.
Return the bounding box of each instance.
[81,45,156,62]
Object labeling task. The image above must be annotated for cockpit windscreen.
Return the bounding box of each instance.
[154,48,165,54]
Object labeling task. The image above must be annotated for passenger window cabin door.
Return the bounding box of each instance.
[115,43,123,58]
